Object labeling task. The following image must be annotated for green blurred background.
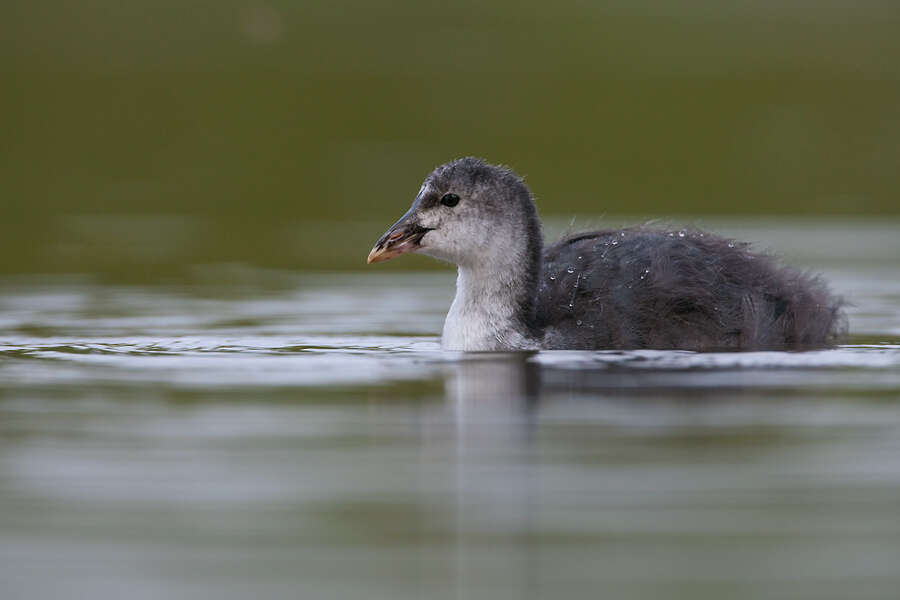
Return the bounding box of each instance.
[3,1,899,277]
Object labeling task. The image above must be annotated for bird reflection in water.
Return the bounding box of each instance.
[442,352,543,599]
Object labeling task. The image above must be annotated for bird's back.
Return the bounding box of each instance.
[536,228,845,350]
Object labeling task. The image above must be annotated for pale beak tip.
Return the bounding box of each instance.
[366,247,383,265]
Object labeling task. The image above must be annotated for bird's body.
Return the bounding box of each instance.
[367,158,845,352]
[538,228,841,350]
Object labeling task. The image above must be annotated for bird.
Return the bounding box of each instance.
[366,157,846,352]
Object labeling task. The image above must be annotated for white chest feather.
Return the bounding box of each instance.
[441,296,501,350]
[440,267,537,351]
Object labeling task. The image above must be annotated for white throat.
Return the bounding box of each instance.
[441,262,538,352]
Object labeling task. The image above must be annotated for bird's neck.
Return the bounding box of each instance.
[441,243,542,352]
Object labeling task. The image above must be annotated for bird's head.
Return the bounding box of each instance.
[367,157,539,268]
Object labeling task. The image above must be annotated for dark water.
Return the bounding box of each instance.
[4,1,900,261]
[1,221,899,599]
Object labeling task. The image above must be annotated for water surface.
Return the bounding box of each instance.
[1,222,899,600]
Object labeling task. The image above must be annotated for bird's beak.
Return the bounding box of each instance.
[366,212,433,264]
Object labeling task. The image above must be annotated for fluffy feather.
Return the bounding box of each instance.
[369,158,847,351]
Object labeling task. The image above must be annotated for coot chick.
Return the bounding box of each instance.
[367,157,845,351]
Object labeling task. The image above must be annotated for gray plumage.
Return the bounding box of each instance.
[368,157,846,351]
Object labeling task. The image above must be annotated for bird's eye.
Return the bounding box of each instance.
[441,193,460,207]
